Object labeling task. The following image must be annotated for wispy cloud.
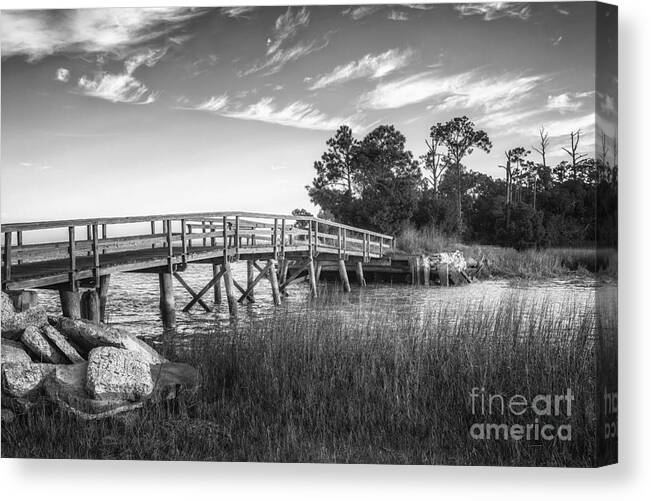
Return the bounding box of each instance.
[194,96,361,131]
[1,8,204,61]
[242,37,329,76]
[455,3,532,21]
[195,95,229,112]
[76,48,162,104]
[523,113,596,139]
[221,7,257,19]
[546,91,593,113]
[360,70,544,112]
[267,7,310,55]
[308,48,415,90]
[342,6,383,21]
[55,67,70,82]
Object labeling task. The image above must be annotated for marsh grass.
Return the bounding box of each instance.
[2,290,607,466]
[396,225,617,279]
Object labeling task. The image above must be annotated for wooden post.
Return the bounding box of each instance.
[246,260,255,302]
[81,289,100,323]
[98,274,110,323]
[342,228,347,258]
[423,256,431,286]
[356,261,367,287]
[280,218,286,257]
[279,258,289,285]
[59,289,81,319]
[273,218,278,260]
[307,257,318,297]
[68,226,77,291]
[337,227,342,258]
[151,221,156,249]
[235,215,240,259]
[165,219,173,272]
[4,231,11,282]
[268,259,282,306]
[338,259,351,292]
[92,224,100,287]
[222,260,238,316]
[159,271,176,329]
[315,262,323,282]
[213,263,222,304]
[313,221,319,253]
[181,218,187,267]
[16,231,22,264]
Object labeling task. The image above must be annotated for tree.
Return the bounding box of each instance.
[561,129,588,181]
[421,135,449,198]
[429,116,491,235]
[500,147,530,227]
[531,126,550,211]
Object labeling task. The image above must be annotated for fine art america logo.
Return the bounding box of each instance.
[469,387,574,441]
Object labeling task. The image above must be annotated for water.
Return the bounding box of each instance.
[36,262,615,340]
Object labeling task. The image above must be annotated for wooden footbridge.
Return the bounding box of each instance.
[1,212,401,329]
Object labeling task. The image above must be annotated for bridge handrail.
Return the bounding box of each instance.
[0,211,393,240]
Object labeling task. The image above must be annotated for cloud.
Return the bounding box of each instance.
[599,93,617,116]
[197,96,361,131]
[388,11,409,22]
[267,7,310,55]
[221,7,256,19]
[55,67,70,82]
[1,8,204,61]
[455,3,532,21]
[195,95,229,112]
[76,47,162,104]
[242,38,329,76]
[546,91,593,113]
[342,6,383,21]
[308,48,415,90]
[552,35,563,46]
[523,113,596,139]
[360,70,543,112]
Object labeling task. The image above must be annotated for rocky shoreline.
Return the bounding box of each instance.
[1,292,198,421]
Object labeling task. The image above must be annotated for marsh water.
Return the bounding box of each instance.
[35,262,616,341]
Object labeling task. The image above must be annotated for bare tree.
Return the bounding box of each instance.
[421,137,448,199]
[561,129,588,181]
[531,126,550,211]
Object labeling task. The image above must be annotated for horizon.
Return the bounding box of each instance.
[1,2,617,223]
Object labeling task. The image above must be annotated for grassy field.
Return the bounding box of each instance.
[396,225,617,279]
[2,289,614,466]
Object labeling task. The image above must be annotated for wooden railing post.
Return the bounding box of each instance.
[235,215,240,259]
[379,237,383,257]
[222,216,229,260]
[4,232,12,282]
[181,218,187,267]
[151,221,156,249]
[314,221,319,253]
[101,223,107,254]
[16,231,22,264]
[337,227,342,258]
[273,218,278,260]
[92,223,100,287]
[68,226,77,291]
[280,218,286,257]
[342,228,347,259]
[307,220,313,258]
[165,219,173,272]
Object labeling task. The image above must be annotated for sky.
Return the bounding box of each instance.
[1,2,617,223]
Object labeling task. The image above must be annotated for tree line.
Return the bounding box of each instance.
[299,117,617,250]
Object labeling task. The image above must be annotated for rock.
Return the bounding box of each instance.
[2,305,49,340]
[21,325,67,364]
[41,325,85,363]
[57,317,165,364]
[1,339,32,364]
[44,362,145,420]
[2,291,15,321]
[86,347,154,401]
[1,362,55,398]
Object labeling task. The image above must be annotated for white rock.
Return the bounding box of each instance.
[86,347,154,401]
[1,362,55,398]
[21,325,67,364]
[2,305,49,340]
[1,339,32,364]
[41,325,85,363]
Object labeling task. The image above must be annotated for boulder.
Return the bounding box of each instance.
[57,318,166,364]
[21,325,67,364]
[86,347,154,401]
[2,291,15,322]
[1,339,32,364]
[2,305,49,340]
[1,362,55,398]
[41,325,85,363]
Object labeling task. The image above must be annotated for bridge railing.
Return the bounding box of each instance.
[1,212,394,286]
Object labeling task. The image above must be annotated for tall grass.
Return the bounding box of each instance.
[2,290,606,466]
[396,225,617,279]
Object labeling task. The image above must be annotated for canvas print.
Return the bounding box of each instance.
[1,3,617,466]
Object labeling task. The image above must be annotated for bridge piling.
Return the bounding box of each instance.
[212,263,222,304]
[158,271,176,329]
[222,261,238,316]
[356,262,367,287]
[59,289,81,319]
[246,260,255,302]
[98,275,111,323]
[307,257,318,297]
[268,259,282,305]
[81,289,100,323]
[338,259,351,292]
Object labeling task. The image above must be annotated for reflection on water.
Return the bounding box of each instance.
[36,262,615,340]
